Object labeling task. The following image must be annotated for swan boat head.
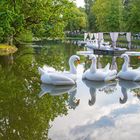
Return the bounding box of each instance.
[69,55,80,74]
[69,55,80,63]
[121,54,129,62]
[120,53,130,72]
[89,54,96,61]
[88,54,97,73]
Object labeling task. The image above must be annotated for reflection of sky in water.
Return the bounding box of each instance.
[48,63,140,140]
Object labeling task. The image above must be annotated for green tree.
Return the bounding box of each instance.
[125,0,140,32]
[65,5,87,32]
[0,0,74,45]
[84,0,96,31]
[85,0,94,15]
[93,0,123,31]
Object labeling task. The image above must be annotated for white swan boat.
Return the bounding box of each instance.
[82,54,117,81]
[86,39,111,50]
[118,54,140,81]
[38,55,80,85]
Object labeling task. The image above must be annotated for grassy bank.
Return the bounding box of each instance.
[0,44,17,56]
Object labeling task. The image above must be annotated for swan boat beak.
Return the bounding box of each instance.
[77,59,80,64]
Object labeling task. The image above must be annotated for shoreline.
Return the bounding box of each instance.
[0,44,17,56]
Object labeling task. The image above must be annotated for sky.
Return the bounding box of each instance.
[75,0,85,7]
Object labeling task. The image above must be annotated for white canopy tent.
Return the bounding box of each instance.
[84,33,88,41]
[98,32,104,48]
[89,33,94,40]
[110,32,119,48]
[94,33,98,40]
[84,32,131,50]
[126,32,131,49]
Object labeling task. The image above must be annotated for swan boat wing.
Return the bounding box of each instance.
[41,73,75,85]
[102,63,110,72]
[43,65,56,72]
[118,69,140,81]
[134,75,140,81]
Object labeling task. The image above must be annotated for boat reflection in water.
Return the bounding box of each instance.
[38,84,80,109]
[82,79,117,106]
[39,78,140,108]
[119,79,140,104]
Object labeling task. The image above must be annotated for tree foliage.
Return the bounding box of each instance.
[89,0,140,32]
[93,0,122,31]
[84,0,96,31]
[0,0,74,44]
[65,5,87,32]
[1,0,140,44]
[125,0,140,32]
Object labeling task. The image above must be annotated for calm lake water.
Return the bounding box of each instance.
[0,41,140,140]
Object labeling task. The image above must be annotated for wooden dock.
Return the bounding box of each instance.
[88,47,127,56]
[93,49,127,56]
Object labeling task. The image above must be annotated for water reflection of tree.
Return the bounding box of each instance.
[100,85,117,94]
[0,55,13,68]
[132,88,140,100]
[84,56,91,71]
[34,42,80,72]
[130,56,140,69]
[83,55,140,73]
[35,44,67,71]
[0,46,69,139]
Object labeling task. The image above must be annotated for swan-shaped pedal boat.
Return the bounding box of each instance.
[82,54,117,81]
[117,54,140,81]
[38,55,80,85]
[86,39,111,50]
